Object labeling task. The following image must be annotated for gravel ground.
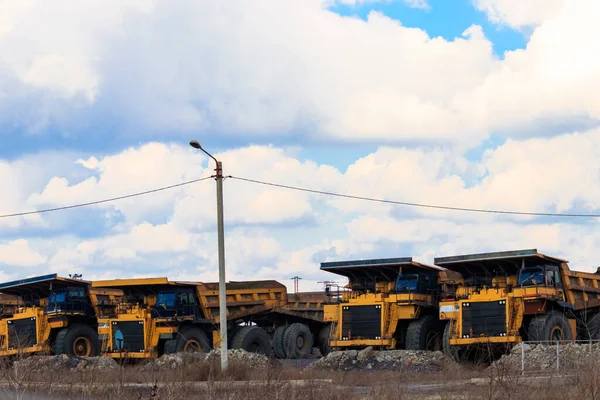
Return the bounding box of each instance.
[310,346,454,372]
[13,354,119,371]
[140,348,276,371]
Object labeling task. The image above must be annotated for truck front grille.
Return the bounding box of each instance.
[7,317,37,349]
[112,321,145,352]
[462,300,507,338]
[341,305,382,340]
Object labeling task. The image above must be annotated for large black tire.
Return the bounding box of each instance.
[580,313,600,340]
[272,325,287,358]
[527,315,546,341]
[406,315,441,351]
[318,325,331,357]
[176,327,211,353]
[55,323,99,357]
[283,323,313,359]
[528,311,573,343]
[163,339,177,354]
[442,321,460,362]
[231,326,272,356]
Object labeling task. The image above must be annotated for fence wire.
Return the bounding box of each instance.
[517,340,600,376]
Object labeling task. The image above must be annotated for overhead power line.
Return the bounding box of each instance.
[0,176,214,219]
[229,176,600,218]
[2,173,599,219]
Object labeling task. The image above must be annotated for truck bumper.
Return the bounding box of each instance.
[450,335,521,346]
[103,351,155,359]
[330,339,393,348]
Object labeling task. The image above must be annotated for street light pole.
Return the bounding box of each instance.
[189,140,228,371]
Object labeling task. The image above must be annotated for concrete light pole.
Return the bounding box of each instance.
[189,140,228,371]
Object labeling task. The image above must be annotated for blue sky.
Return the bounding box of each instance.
[2,0,600,289]
[329,0,527,56]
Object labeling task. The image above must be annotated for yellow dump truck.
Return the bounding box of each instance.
[321,257,446,351]
[436,249,600,361]
[0,274,122,357]
[92,277,331,359]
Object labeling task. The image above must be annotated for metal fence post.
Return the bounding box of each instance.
[556,341,559,372]
[521,341,525,376]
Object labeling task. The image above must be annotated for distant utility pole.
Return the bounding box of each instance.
[290,276,302,294]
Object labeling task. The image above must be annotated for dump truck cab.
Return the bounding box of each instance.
[93,278,288,358]
[322,257,446,351]
[0,274,122,357]
[436,249,585,361]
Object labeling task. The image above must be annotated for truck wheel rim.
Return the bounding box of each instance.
[184,340,202,352]
[296,335,305,349]
[73,337,92,356]
[550,326,563,343]
[248,341,261,353]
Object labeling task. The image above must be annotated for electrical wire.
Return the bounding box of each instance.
[229,176,600,218]
[2,173,599,219]
[0,176,214,219]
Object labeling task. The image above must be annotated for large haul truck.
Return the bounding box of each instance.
[93,278,286,358]
[321,257,447,351]
[0,274,122,357]
[436,249,600,361]
[93,278,329,359]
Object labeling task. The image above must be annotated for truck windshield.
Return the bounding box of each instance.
[46,290,66,312]
[395,275,418,293]
[157,292,176,308]
[518,268,545,286]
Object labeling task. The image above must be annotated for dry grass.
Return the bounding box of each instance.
[0,355,599,400]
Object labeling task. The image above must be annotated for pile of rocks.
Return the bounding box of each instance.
[13,355,119,371]
[492,342,600,372]
[142,352,209,370]
[310,347,453,372]
[142,349,274,370]
[206,348,275,368]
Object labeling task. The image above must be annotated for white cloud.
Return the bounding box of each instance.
[473,0,565,29]
[3,128,600,292]
[403,0,430,10]
[29,143,208,225]
[337,0,430,10]
[5,1,600,294]
[3,0,600,143]
[21,53,99,102]
[0,239,46,267]
[1,1,492,142]
[0,152,87,230]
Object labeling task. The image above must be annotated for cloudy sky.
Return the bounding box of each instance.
[1,0,600,291]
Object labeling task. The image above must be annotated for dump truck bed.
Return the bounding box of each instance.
[273,291,328,323]
[561,265,600,311]
[200,280,287,323]
[92,278,288,324]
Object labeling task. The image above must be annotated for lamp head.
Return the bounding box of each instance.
[189,140,202,150]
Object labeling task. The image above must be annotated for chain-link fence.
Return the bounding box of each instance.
[515,340,600,376]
